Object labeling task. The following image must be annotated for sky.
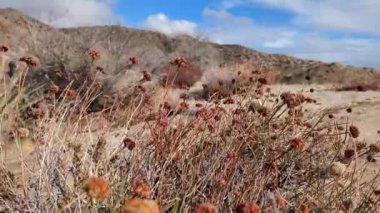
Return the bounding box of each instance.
[1,0,379,68]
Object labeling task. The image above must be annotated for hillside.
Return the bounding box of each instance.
[1,8,379,87]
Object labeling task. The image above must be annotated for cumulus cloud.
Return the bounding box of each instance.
[0,0,121,27]
[222,0,380,34]
[201,9,296,50]
[144,13,198,36]
[200,8,380,67]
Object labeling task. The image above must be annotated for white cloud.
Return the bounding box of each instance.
[0,0,121,27]
[263,32,295,48]
[222,0,380,34]
[201,8,290,47]
[144,13,197,36]
[200,8,380,67]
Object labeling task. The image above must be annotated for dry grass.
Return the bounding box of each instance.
[1,49,380,213]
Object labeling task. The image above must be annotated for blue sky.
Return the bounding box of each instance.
[1,0,380,67]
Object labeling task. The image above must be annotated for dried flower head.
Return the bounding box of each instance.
[121,199,159,213]
[356,142,367,151]
[280,92,307,108]
[89,50,101,61]
[170,57,189,68]
[19,56,39,66]
[136,84,147,92]
[195,103,203,108]
[96,66,105,74]
[349,125,360,138]
[289,138,305,151]
[344,149,355,159]
[49,83,60,93]
[300,204,310,213]
[64,88,78,97]
[179,101,189,111]
[369,143,380,153]
[30,108,45,119]
[257,107,270,117]
[0,45,9,52]
[129,56,139,65]
[235,203,260,213]
[123,137,136,150]
[142,70,152,81]
[132,178,151,198]
[17,128,30,138]
[83,177,111,199]
[223,97,235,104]
[258,77,268,84]
[329,162,346,177]
[195,203,218,213]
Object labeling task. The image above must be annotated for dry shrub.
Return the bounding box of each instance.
[156,57,203,88]
[1,49,379,213]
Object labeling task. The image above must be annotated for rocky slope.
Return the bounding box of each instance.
[1,8,379,88]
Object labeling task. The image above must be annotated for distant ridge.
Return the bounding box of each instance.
[0,8,379,85]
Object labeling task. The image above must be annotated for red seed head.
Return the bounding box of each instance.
[235,203,260,213]
[349,125,360,138]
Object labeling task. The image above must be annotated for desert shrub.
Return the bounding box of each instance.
[1,46,379,213]
[155,57,203,88]
[1,75,379,212]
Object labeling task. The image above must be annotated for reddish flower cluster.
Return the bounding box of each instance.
[123,137,136,150]
[30,108,45,119]
[132,178,151,198]
[141,70,152,81]
[195,203,218,213]
[63,88,78,97]
[369,143,380,153]
[19,56,39,66]
[96,66,105,74]
[83,177,111,199]
[235,203,260,213]
[195,103,203,108]
[344,149,355,159]
[136,84,147,92]
[129,56,139,65]
[170,57,189,68]
[349,125,360,138]
[257,107,270,117]
[0,45,9,52]
[49,83,60,93]
[289,137,305,151]
[121,199,160,213]
[280,92,307,108]
[223,97,235,104]
[180,101,189,111]
[258,77,268,85]
[89,50,101,61]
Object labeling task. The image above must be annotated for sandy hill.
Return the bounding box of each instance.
[0,8,379,87]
